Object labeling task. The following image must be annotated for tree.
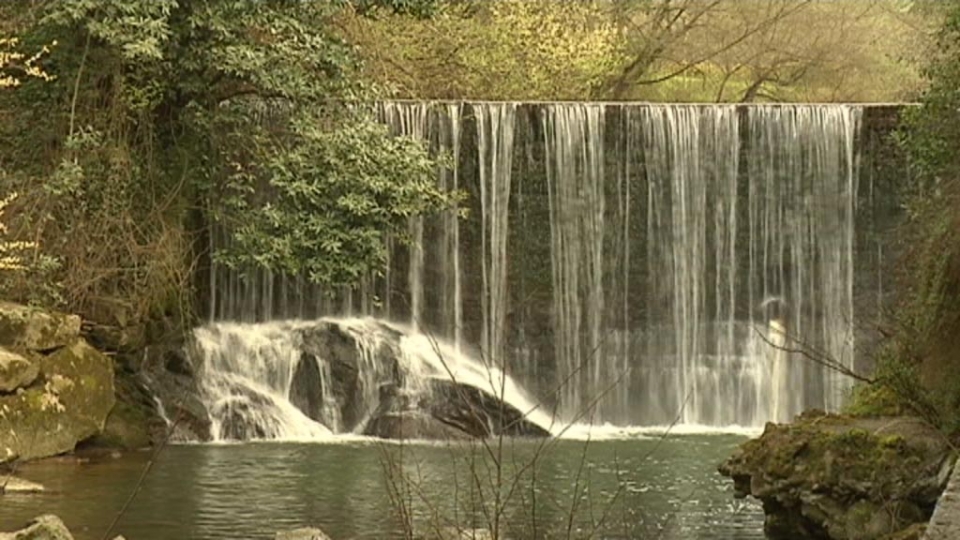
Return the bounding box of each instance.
[0,0,452,317]
[1,33,50,273]
[0,193,35,271]
[343,0,936,103]
[600,0,934,102]
[340,0,624,100]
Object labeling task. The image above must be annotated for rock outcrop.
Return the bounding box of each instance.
[295,320,403,432]
[0,302,81,352]
[0,348,38,392]
[0,303,117,463]
[156,318,553,442]
[719,411,954,540]
[141,338,211,442]
[0,339,116,463]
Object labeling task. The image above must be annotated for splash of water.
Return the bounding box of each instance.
[191,318,556,442]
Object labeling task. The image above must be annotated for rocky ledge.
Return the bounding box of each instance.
[719,411,955,540]
[0,303,116,464]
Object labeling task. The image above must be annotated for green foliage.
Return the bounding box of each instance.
[846,346,936,423]
[344,0,936,102]
[0,0,453,325]
[862,1,960,433]
[215,107,455,285]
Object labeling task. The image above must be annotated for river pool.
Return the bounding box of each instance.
[0,434,763,539]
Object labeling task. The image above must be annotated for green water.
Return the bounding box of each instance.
[0,435,763,539]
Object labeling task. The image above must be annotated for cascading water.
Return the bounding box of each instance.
[542,104,607,419]
[476,103,517,366]
[205,101,885,431]
[192,318,554,442]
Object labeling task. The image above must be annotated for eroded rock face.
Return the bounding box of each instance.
[297,321,401,432]
[0,348,38,393]
[0,302,81,353]
[0,339,115,463]
[141,340,211,442]
[719,411,954,540]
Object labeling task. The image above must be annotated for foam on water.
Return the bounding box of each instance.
[191,318,560,442]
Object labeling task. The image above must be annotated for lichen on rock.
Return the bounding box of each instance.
[0,347,38,393]
[719,411,954,540]
[0,302,81,352]
[0,338,115,463]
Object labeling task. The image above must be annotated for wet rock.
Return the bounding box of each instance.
[0,514,74,540]
[88,373,163,450]
[274,527,332,540]
[364,381,550,440]
[289,353,325,425]
[0,339,115,463]
[142,339,211,443]
[719,411,953,540]
[0,348,38,393]
[0,475,44,493]
[0,302,81,353]
[297,320,401,432]
[213,385,286,440]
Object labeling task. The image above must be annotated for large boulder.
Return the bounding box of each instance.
[719,411,954,540]
[88,373,165,450]
[0,348,38,392]
[0,514,74,540]
[0,303,81,352]
[0,339,115,463]
[297,320,402,432]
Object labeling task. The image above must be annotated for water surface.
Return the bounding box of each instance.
[1,435,763,539]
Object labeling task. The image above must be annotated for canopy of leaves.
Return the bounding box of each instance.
[0,0,452,320]
[343,0,938,102]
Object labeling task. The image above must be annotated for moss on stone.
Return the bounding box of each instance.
[720,413,953,540]
[0,338,115,463]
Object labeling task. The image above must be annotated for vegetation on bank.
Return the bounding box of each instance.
[0,0,453,332]
[847,2,960,435]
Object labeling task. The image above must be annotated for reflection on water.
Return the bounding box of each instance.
[0,436,763,539]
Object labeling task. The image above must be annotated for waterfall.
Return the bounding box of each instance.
[542,104,606,419]
[206,102,883,429]
[476,103,516,366]
[376,102,430,330]
[637,105,742,425]
[191,319,553,442]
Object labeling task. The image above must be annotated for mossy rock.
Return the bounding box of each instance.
[0,302,81,353]
[0,347,39,392]
[0,339,115,463]
[719,413,953,540]
[86,372,164,450]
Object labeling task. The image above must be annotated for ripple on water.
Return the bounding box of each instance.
[0,436,764,540]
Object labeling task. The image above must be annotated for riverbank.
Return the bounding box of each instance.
[719,410,956,540]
